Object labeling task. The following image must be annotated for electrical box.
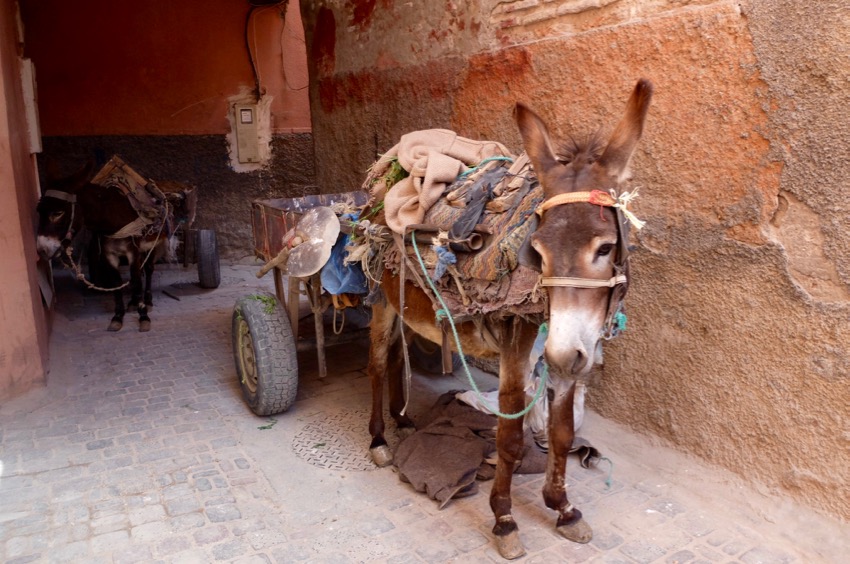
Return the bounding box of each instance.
[234,104,260,163]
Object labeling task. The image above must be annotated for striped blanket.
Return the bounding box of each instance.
[363,138,547,319]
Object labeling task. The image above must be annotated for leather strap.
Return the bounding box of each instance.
[540,274,627,288]
[536,190,615,215]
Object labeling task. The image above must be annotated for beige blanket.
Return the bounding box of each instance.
[372,129,512,234]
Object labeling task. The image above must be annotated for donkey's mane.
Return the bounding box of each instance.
[555,130,606,166]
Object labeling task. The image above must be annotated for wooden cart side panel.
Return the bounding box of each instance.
[251,191,369,263]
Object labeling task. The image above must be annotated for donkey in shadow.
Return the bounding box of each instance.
[36,162,193,332]
[364,80,653,559]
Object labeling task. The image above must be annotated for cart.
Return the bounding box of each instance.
[232,191,370,416]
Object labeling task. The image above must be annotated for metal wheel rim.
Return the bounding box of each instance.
[237,318,258,394]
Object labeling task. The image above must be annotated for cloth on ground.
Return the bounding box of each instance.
[394,392,601,508]
[370,130,512,234]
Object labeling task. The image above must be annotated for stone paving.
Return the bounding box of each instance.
[1,263,846,563]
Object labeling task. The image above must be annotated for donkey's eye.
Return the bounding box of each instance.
[596,244,614,258]
[50,211,65,222]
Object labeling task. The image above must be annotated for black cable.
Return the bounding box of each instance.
[245,5,260,99]
[244,0,289,100]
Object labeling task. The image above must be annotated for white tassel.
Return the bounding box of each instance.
[612,188,646,230]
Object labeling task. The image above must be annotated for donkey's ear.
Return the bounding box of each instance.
[598,79,653,181]
[515,103,561,185]
[64,159,96,192]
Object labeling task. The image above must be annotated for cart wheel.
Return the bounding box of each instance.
[409,334,462,374]
[196,229,221,289]
[232,293,298,415]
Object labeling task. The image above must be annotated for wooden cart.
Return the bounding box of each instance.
[232,192,369,416]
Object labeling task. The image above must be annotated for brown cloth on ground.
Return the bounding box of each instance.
[394,392,601,509]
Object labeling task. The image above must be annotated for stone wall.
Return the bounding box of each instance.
[299,0,849,520]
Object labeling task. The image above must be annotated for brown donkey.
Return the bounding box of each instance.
[366,79,653,559]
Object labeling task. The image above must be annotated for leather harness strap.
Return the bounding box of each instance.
[541,274,627,288]
[535,190,616,216]
[44,190,77,243]
[43,189,77,203]
[536,189,626,290]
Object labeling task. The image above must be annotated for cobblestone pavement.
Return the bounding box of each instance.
[1,263,845,563]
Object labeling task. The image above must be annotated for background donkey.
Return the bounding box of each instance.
[36,162,191,332]
[364,80,653,559]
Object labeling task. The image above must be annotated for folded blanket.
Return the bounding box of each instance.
[373,130,512,234]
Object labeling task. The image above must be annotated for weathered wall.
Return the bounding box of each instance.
[299,0,849,520]
[0,0,49,397]
[21,0,315,258]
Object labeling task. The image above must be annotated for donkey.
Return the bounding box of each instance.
[36,162,187,332]
[365,79,653,559]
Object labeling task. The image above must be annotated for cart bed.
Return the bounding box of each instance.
[251,192,368,262]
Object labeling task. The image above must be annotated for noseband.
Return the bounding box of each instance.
[536,189,642,339]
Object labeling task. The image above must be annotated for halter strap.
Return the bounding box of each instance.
[44,189,77,203]
[536,189,615,215]
[541,274,627,288]
[43,189,78,243]
[535,189,628,290]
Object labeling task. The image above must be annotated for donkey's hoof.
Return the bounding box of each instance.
[107,320,123,332]
[370,445,393,467]
[396,425,416,441]
[139,320,151,332]
[557,516,593,544]
[495,530,526,560]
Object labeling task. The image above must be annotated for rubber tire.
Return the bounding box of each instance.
[196,229,221,289]
[232,293,298,415]
[409,334,463,374]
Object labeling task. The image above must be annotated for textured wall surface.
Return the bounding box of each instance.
[21,0,310,135]
[22,0,315,258]
[299,0,849,520]
[0,0,49,397]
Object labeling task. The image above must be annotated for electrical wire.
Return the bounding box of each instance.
[244,0,289,99]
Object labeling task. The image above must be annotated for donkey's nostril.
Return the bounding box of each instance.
[571,349,586,374]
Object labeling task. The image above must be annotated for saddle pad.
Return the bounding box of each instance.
[372,156,547,319]
[92,155,174,238]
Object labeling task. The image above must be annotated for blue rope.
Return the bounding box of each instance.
[457,156,515,179]
[410,230,548,420]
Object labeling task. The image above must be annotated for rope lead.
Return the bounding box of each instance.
[410,230,548,420]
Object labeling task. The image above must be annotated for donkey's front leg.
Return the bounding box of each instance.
[130,258,151,332]
[490,382,526,559]
[491,412,526,559]
[108,286,126,332]
[143,256,155,308]
[543,380,592,543]
[138,258,155,332]
[368,302,399,467]
[104,261,125,332]
[490,320,537,560]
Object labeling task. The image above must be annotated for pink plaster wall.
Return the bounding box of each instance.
[21,0,310,135]
[0,0,49,398]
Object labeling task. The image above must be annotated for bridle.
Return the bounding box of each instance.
[43,189,78,254]
[535,189,640,339]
